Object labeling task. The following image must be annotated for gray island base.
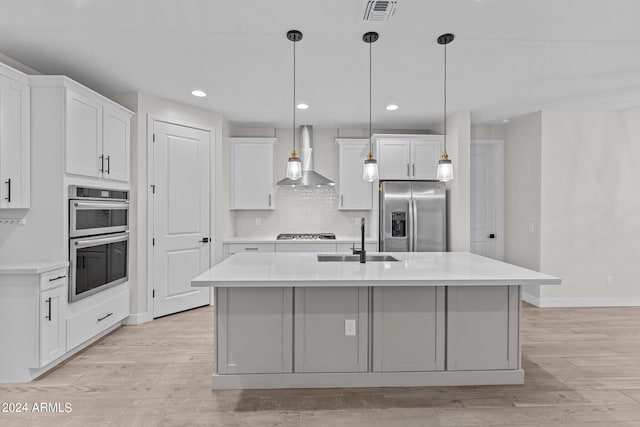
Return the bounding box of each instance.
[192,252,560,390]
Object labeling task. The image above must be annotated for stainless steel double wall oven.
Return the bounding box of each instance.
[68,186,129,302]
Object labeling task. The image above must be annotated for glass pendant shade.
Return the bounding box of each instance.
[363,156,379,182]
[436,158,454,182]
[286,152,302,180]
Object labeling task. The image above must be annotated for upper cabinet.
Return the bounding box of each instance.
[230,138,277,210]
[30,75,133,185]
[0,65,30,209]
[335,139,373,210]
[65,89,131,182]
[376,135,443,180]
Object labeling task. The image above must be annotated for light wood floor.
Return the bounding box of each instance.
[1,304,640,426]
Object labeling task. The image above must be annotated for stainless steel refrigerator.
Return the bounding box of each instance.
[379,181,447,252]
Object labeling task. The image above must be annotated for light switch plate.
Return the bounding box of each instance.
[345,319,356,336]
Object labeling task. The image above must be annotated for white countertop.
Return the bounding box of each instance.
[192,252,561,288]
[0,261,69,275]
[223,237,377,244]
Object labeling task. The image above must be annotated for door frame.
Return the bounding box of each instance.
[146,115,216,320]
[470,139,504,261]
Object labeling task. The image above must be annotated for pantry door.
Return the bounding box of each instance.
[151,119,212,318]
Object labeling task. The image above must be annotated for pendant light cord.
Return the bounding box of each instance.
[293,38,296,155]
[443,41,447,156]
[369,38,373,154]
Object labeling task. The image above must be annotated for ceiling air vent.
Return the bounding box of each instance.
[362,0,397,22]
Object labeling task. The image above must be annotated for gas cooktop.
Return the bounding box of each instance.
[276,233,336,240]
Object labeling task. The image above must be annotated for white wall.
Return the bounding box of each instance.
[539,112,640,305]
[230,127,378,239]
[504,113,543,302]
[471,124,507,140]
[109,92,230,321]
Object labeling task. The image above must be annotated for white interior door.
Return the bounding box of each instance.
[152,120,211,318]
[470,140,504,260]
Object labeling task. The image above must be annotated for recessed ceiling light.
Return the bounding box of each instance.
[296,103,309,110]
[386,104,399,111]
[501,118,510,123]
[191,90,207,97]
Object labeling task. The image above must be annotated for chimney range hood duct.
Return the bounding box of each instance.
[277,125,335,187]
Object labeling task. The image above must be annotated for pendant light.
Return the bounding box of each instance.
[285,30,303,180]
[362,31,379,182]
[436,33,454,182]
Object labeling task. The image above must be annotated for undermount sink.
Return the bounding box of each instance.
[317,254,399,262]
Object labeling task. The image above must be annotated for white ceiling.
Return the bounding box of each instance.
[1,0,639,129]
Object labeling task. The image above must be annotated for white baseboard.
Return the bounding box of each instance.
[123,312,150,325]
[523,295,640,308]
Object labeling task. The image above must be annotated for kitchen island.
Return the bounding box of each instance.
[192,252,560,390]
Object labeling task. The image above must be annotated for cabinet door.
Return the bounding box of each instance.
[0,76,30,208]
[40,286,67,367]
[378,139,411,180]
[230,139,276,209]
[447,285,520,371]
[373,286,445,372]
[337,140,373,210]
[217,287,293,374]
[65,90,102,178]
[411,138,442,180]
[294,287,368,373]
[102,106,131,182]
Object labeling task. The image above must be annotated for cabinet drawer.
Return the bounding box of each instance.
[336,243,378,252]
[276,243,336,253]
[226,243,275,254]
[66,290,128,351]
[39,268,68,292]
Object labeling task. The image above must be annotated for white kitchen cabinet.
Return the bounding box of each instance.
[376,135,443,180]
[0,66,30,209]
[39,283,67,367]
[0,264,69,383]
[65,89,131,182]
[335,139,373,210]
[230,138,276,210]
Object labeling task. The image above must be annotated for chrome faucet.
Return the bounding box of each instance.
[352,217,367,263]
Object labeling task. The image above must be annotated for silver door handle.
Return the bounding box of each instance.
[341,194,344,207]
[413,163,415,177]
[99,155,104,173]
[73,201,130,210]
[406,163,410,177]
[106,156,111,174]
[412,199,418,251]
[73,232,129,248]
[46,297,52,321]
[268,194,272,207]
[407,201,414,252]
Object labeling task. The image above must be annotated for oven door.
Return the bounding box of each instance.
[69,200,129,238]
[69,232,129,302]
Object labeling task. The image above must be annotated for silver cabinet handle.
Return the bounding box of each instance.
[413,163,415,177]
[4,178,10,203]
[244,247,258,251]
[49,275,66,282]
[341,194,344,207]
[406,163,410,177]
[106,156,111,174]
[268,194,272,207]
[99,155,104,173]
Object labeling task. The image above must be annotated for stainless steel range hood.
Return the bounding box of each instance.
[277,125,335,187]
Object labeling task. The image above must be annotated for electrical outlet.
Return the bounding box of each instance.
[255,218,261,226]
[345,319,356,336]
[606,276,614,287]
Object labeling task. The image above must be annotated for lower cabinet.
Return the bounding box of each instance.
[39,285,67,367]
[372,286,445,372]
[446,285,520,370]
[216,287,293,374]
[294,287,368,373]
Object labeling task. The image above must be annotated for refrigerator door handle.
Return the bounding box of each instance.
[407,200,414,252]
[412,199,418,252]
